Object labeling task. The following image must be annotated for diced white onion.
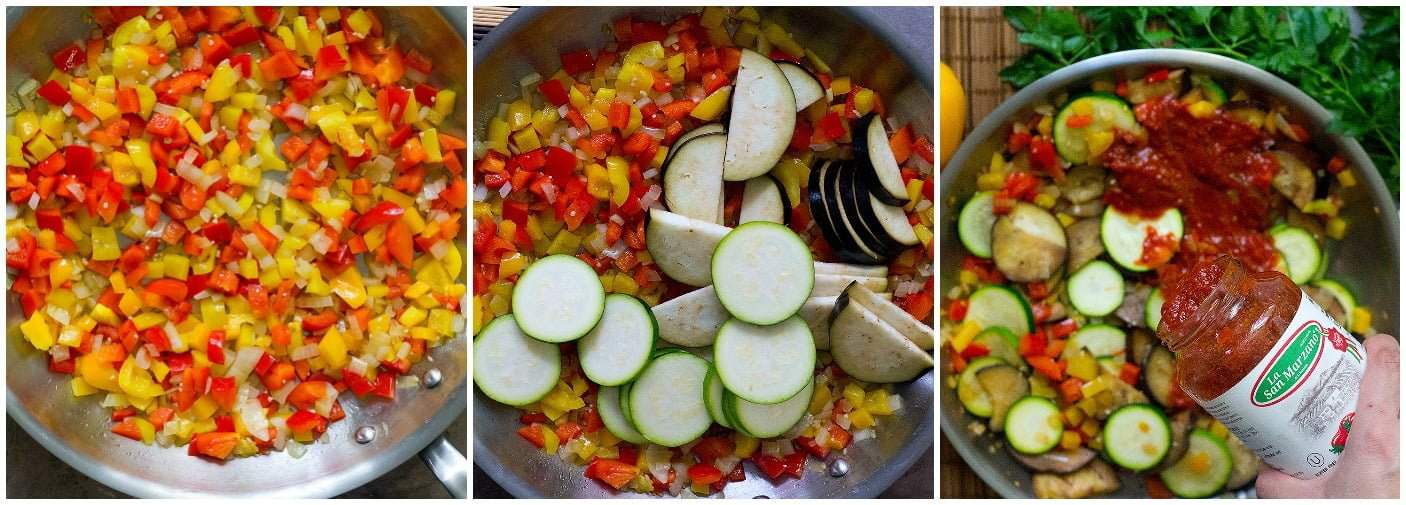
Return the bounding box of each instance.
[224,347,265,383]
[290,343,321,361]
[285,103,309,122]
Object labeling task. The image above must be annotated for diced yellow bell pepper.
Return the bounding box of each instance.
[761,23,804,57]
[950,320,981,352]
[1351,307,1372,334]
[14,110,39,142]
[512,127,541,151]
[49,258,74,287]
[26,134,57,162]
[345,9,373,36]
[132,312,167,330]
[734,434,759,457]
[863,389,893,415]
[112,45,152,82]
[8,135,29,168]
[399,306,428,328]
[331,267,367,309]
[126,139,157,188]
[605,156,630,206]
[585,163,612,200]
[690,85,732,121]
[319,326,350,370]
[849,407,875,430]
[91,227,121,261]
[117,357,163,399]
[842,382,866,408]
[70,376,99,397]
[204,61,240,103]
[21,311,55,351]
[498,252,528,279]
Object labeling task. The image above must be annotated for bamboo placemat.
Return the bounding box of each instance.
[938,6,1021,499]
[940,6,1023,138]
[473,6,516,44]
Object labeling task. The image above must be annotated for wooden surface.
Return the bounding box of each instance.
[938,6,1021,499]
[940,6,1023,137]
[471,7,934,498]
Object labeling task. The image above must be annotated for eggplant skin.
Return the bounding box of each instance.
[1032,459,1121,498]
[1010,447,1097,473]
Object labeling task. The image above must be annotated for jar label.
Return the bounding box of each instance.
[1201,292,1365,479]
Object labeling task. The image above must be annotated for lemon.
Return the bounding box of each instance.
[939,62,966,166]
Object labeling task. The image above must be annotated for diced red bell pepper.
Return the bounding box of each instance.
[221,22,259,48]
[287,380,331,410]
[148,407,175,431]
[516,423,547,448]
[1027,355,1064,381]
[795,436,829,458]
[385,220,415,268]
[537,78,569,106]
[688,463,724,486]
[210,376,237,410]
[313,45,348,81]
[198,33,232,65]
[783,452,806,478]
[412,83,438,106]
[229,53,252,78]
[111,417,144,441]
[37,79,71,106]
[584,458,639,490]
[818,112,846,140]
[146,113,181,138]
[1028,136,1062,180]
[372,48,405,86]
[147,278,190,302]
[353,202,404,233]
[190,432,239,460]
[253,6,279,27]
[285,409,327,437]
[177,366,210,412]
[52,43,86,73]
[258,50,302,80]
[111,406,139,422]
[253,351,275,375]
[1058,377,1084,403]
[343,371,376,396]
[206,330,226,365]
[560,49,595,75]
[371,371,396,400]
[752,454,786,480]
[543,146,578,183]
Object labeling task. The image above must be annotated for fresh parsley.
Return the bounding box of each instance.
[1000,7,1400,199]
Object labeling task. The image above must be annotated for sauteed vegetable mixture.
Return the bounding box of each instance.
[8,7,467,460]
[944,67,1373,498]
[473,8,936,496]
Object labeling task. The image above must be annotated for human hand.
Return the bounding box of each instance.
[1256,333,1400,498]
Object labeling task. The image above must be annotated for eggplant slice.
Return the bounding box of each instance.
[723,49,796,181]
[828,292,932,383]
[738,174,788,224]
[777,61,824,110]
[807,160,882,264]
[644,208,731,287]
[651,286,728,347]
[853,114,910,204]
[662,132,727,224]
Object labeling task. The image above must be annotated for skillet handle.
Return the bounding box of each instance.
[419,434,467,498]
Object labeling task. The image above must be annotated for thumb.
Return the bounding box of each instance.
[1256,465,1320,498]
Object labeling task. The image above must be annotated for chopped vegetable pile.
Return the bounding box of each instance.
[944,66,1372,498]
[473,7,935,497]
[8,6,467,460]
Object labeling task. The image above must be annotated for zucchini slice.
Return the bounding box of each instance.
[1103,403,1172,471]
[703,365,733,429]
[714,316,816,404]
[975,326,1025,370]
[1053,92,1144,164]
[1004,396,1065,455]
[1067,260,1126,317]
[1101,205,1183,272]
[1159,429,1233,498]
[1270,225,1322,284]
[1145,287,1165,331]
[956,356,1006,417]
[597,385,648,444]
[472,315,561,407]
[1190,73,1227,106]
[967,285,1035,335]
[627,352,713,447]
[510,254,606,343]
[1062,324,1127,363]
[726,376,815,438]
[711,221,814,325]
[957,191,997,258]
[1310,278,1358,329]
[578,294,657,386]
[1144,346,1178,408]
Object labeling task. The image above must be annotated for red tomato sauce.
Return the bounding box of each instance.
[1101,96,1281,289]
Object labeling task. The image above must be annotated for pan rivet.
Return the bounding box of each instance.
[424,368,443,388]
[827,458,849,477]
[752,495,769,499]
[355,426,377,444]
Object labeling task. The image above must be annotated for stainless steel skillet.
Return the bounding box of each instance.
[6,6,469,497]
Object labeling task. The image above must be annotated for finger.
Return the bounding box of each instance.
[1256,465,1320,498]
[1353,335,1400,432]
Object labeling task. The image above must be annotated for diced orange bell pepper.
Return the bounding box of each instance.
[258,50,302,81]
[190,432,239,460]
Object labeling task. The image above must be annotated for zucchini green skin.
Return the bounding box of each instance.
[1053,92,1141,164]
[1191,73,1227,106]
[1100,206,1184,272]
[1103,403,1172,471]
[1145,287,1165,331]
[1003,396,1064,455]
[975,327,1025,370]
[1311,278,1358,329]
[1159,429,1233,498]
[957,356,1007,417]
[1066,260,1125,317]
[967,285,1036,335]
[957,191,997,258]
[1270,225,1322,285]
